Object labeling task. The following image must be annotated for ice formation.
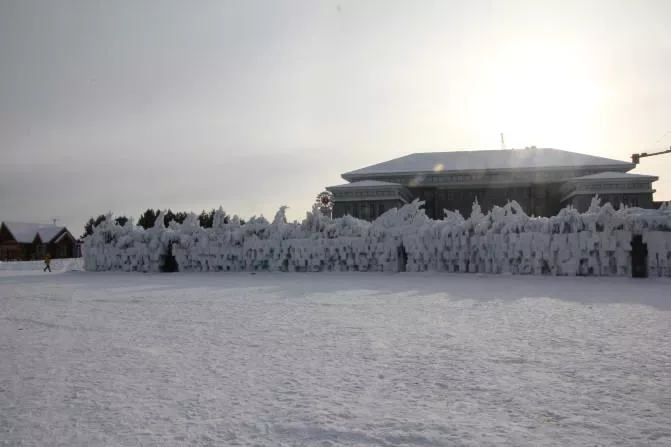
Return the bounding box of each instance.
[83,198,671,277]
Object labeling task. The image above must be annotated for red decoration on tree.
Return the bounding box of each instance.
[315,191,334,217]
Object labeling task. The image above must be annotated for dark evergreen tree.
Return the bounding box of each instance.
[114,216,129,227]
[162,210,188,226]
[198,209,216,228]
[163,209,176,227]
[133,207,241,230]
[137,209,159,229]
[82,214,108,237]
[219,209,230,225]
[173,212,188,224]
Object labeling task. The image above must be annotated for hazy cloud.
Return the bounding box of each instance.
[2,0,670,233]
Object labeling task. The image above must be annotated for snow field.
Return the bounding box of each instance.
[84,199,671,276]
[1,272,669,446]
[0,258,83,275]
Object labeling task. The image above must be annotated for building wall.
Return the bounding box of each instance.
[566,192,654,212]
[1,243,41,261]
[0,242,20,261]
[48,240,74,258]
[409,183,564,218]
[333,199,404,220]
[332,184,569,221]
[0,225,17,260]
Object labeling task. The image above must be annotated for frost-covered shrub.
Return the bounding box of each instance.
[83,197,671,277]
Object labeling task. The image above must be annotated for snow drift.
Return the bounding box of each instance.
[83,199,671,277]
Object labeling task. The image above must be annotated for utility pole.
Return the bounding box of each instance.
[631,146,671,165]
[500,133,506,150]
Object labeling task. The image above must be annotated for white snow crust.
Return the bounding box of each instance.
[1,222,67,244]
[343,148,633,177]
[83,199,671,277]
[1,271,669,446]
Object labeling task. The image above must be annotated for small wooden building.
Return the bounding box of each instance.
[0,222,77,261]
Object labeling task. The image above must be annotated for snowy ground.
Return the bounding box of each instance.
[1,267,670,446]
[0,258,83,276]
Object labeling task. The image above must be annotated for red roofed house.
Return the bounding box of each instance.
[0,222,77,261]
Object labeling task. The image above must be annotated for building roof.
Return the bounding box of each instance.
[566,171,658,182]
[343,148,634,179]
[38,226,67,242]
[1,222,68,243]
[327,180,402,189]
[54,231,75,243]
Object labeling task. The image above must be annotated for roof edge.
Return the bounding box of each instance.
[0,222,17,242]
[561,188,656,202]
[53,229,75,243]
[566,174,659,183]
[343,163,635,180]
[327,183,403,190]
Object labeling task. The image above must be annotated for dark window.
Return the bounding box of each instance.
[369,203,379,220]
[360,202,370,220]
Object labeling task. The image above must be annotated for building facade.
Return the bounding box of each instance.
[327,148,659,220]
[0,222,77,261]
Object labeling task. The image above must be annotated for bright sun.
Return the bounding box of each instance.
[478,43,600,149]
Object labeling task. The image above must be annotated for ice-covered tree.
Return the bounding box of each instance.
[212,206,229,229]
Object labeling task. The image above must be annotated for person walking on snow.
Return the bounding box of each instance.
[43,253,51,272]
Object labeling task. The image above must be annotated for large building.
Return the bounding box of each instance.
[327,147,659,220]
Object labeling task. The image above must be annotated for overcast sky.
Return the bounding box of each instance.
[2,0,670,234]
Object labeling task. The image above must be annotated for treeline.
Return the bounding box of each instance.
[82,208,241,238]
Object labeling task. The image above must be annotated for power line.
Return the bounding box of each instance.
[644,129,671,151]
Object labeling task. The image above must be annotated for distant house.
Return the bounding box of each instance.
[0,222,78,261]
[327,148,659,220]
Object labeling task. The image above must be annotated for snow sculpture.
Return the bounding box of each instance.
[83,197,671,277]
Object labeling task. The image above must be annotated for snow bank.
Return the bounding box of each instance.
[83,199,671,277]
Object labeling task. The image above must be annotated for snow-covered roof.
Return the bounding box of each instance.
[566,171,658,182]
[1,222,66,243]
[38,226,67,243]
[53,230,75,243]
[327,180,402,189]
[343,148,634,179]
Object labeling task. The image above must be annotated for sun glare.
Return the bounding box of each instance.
[477,43,599,149]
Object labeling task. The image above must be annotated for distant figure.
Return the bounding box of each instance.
[43,254,51,272]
